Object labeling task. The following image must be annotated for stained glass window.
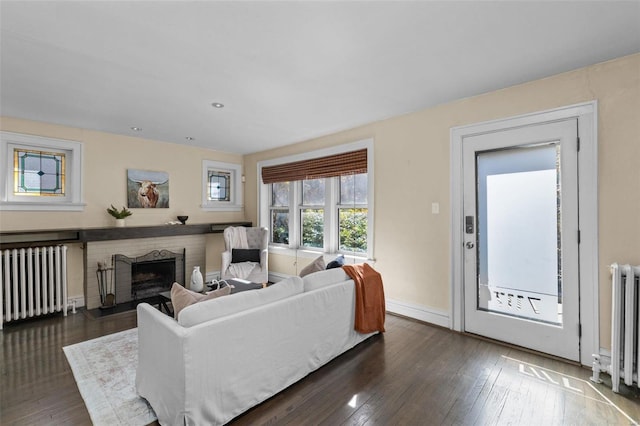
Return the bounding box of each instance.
[208,170,231,201]
[14,149,65,196]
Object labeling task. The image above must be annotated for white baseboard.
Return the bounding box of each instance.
[267,273,450,328]
[386,298,450,328]
[67,295,85,313]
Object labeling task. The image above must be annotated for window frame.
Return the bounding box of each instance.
[0,131,84,211]
[201,160,243,211]
[269,181,291,247]
[298,178,327,250]
[337,173,369,254]
[258,139,374,260]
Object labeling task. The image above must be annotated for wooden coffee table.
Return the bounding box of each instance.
[157,291,173,316]
[211,278,264,293]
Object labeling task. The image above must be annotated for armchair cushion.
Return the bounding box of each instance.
[232,248,261,264]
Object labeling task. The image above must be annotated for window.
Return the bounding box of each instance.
[258,139,373,259]
[14,149,66,196]
[1,132,84,211]
[201,160,243,211]
[207,170,230,202]
[338,173,368,253]
[300,179,325,249]
[270,182,290,244]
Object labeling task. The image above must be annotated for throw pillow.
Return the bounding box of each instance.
[231,248,261,263]
[326,254,345,269]
[170,282,230,319]
[299,255,326,277]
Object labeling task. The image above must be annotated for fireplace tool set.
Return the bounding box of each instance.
[97,259,116,309]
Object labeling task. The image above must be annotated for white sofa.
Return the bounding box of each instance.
[136,267,378,426]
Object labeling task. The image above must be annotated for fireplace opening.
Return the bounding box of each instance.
[132,259,175,300]
[113,249,185,304]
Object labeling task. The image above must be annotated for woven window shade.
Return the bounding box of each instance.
[261,149,367,184]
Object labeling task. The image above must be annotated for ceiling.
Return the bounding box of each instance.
[1,1,639,155]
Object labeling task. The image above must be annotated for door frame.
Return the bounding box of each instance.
[450,101,598,365]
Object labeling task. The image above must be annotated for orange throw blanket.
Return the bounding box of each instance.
[342,263,386,333]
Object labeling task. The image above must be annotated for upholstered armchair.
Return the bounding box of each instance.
[221,226,269,284]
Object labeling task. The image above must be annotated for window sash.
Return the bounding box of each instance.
[338,207,368,253]
[14,148,68,196]
[207,170,230,202]
[269,208,290,245]
[300,208,324,249]
[271,181,290,207]
[268,177,369,253]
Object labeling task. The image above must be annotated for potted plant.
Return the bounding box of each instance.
[107,205,132,227]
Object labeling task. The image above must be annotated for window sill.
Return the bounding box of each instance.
[0,201,86,211]
[268,245,369,263]
[200,204,243,212]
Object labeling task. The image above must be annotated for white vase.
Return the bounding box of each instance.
[190,266,204,292]
[115,218,126,227]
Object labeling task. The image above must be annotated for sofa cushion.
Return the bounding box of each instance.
[178,276,303,327]
[299,255,325,277]
[170,282,230,319]
[302,267,350,292]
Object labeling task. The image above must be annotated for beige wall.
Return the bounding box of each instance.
[245,53,640,349]
[1,54,638,349]
[0,118,245,300]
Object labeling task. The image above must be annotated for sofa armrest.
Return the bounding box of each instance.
[135,303,189,425]
[221,250,232,279]
[260,248,268,272]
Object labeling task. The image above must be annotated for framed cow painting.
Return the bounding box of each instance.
[127,169,169,208]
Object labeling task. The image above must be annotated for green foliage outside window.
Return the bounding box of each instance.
[298,208,367,253]
[339,208,367,253]
[301,209,324,248]
[271,211,289,244]
[269,175,368,253]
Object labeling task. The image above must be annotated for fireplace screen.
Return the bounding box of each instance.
[113,249,185,304]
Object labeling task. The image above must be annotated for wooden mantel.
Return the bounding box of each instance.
[0,221,252,248]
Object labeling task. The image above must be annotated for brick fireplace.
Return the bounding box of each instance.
[113,248,185,304]
[84,235,206,309]
[0,221,251,311]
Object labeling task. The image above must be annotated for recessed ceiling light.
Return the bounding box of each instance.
[211,102,224,108]
[185,136,194,141]
[130,126,142,131]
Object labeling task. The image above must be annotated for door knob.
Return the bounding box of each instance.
[465,241,475,249]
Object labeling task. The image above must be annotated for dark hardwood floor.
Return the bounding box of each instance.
[1,309,639,425]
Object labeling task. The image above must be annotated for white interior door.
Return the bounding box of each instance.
[462,119,580,361]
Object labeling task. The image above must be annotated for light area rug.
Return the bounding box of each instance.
[63,328,157,426]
